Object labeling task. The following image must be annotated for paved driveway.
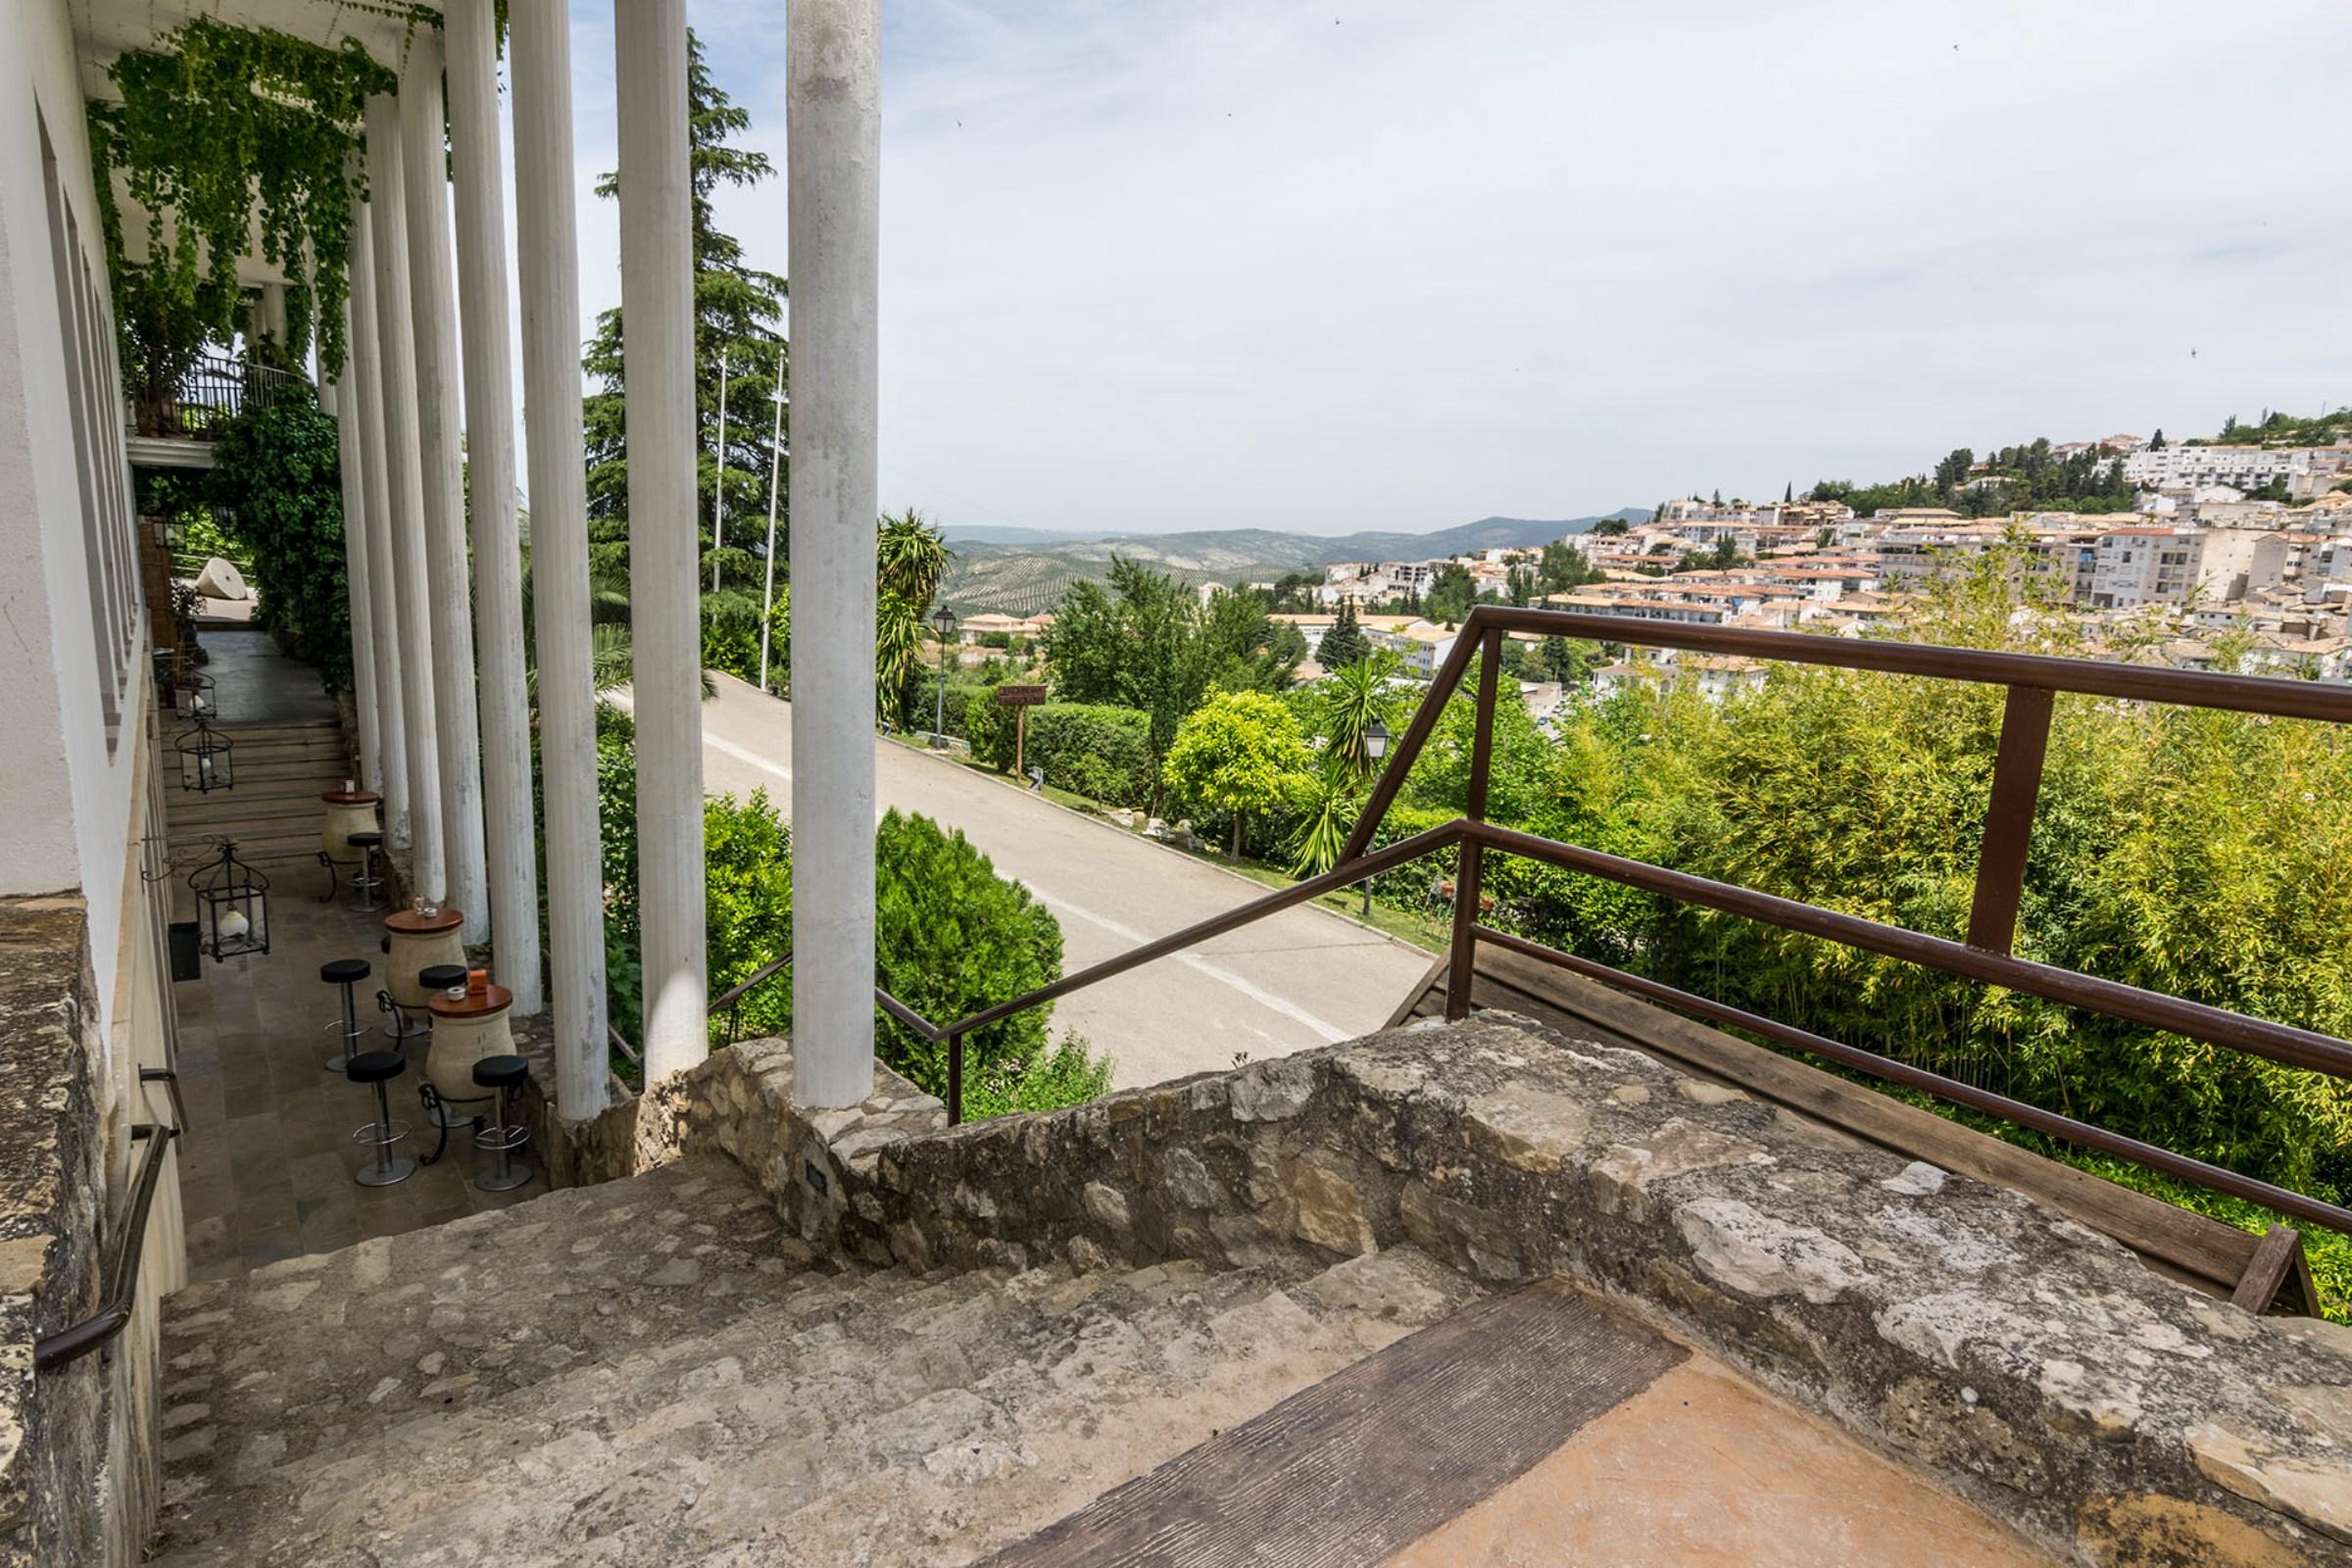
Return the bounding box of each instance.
[613,674,1434,1088]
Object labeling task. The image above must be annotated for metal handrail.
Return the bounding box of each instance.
[868,603,2352,1230]
[140,353,308,440]
[34,1113,179,1373]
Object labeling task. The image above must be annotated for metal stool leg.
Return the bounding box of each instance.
[354,1079,416,1187]
[324,980,362,1072]
[353,843,383,912]
[472,1083,533,1192]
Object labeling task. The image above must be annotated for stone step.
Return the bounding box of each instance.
[208,720,344,743]
[151,1156,833,1527]
[147,1154,1483,1567]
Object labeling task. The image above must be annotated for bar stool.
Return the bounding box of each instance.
[470,1055,533,1192]
[347,831,385,911]
[347,1050,415,1187]
[319,957,371,1072]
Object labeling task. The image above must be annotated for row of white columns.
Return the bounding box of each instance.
[333,1,581,1109]
[328,0,881,1120]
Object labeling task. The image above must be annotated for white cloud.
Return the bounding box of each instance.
[553,0,2352,534]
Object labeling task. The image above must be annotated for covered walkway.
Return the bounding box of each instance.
[166,633,538,1282]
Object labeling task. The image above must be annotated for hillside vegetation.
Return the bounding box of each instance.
[938,512,1645,613]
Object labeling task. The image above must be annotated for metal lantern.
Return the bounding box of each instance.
[175,715,234,793]
[190,840,270,961]
[174,669,216,721]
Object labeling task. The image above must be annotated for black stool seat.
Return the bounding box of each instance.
[418,963,468,992]
[346,1050,405,1084]
[321,957,371,985]
[472,1054,528,1090]
[347,830,384,848]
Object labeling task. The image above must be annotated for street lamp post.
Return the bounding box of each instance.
[710,346,728,593]
[758,375,787,692]
[1359,718,1390,919]
[931,604,957,747]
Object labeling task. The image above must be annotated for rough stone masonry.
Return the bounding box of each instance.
[534,1010,2352,1567]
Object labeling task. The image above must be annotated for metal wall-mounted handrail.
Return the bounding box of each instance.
[33,1109,179,1374]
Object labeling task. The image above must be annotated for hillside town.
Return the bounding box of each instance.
[1187,434,2352,710]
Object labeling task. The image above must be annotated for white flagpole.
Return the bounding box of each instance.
[759,374,787,691]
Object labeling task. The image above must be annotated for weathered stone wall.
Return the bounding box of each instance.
[0,900,118,1567]
[596,1016,2352,1567]
[509,1028,944,1203]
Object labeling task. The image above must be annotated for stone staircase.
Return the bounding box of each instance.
[164,719,352,873]
[147,1155,1486,1566]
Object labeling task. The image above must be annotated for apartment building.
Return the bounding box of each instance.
[2088,526,2205,610]
[2122,444,2322,490]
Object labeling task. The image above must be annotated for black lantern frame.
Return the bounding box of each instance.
[173,669,216,721]
[189,840,270,961]
[175,715,234,793]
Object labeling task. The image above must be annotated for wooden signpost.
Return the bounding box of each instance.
[996,683,1047,777]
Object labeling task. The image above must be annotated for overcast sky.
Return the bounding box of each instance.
[546,0,2352,537]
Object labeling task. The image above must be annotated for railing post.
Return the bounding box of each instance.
[1446,630,1504,1021]
[1965,684,2056,955]
[947,1032,963,1126]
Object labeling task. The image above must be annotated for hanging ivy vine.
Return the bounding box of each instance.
[86,17,400,393]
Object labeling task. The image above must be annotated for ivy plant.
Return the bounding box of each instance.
[87,17,399,396]
[204,389,353,693]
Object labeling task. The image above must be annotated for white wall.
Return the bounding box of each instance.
[0,0,149,1042]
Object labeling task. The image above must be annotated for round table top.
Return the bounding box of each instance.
[321,789,381,806]
[428,984,514,1020]
[384,906,465,936]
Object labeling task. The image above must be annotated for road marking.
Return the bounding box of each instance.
[634,684,1357,1050]
[707,729,792,789]
[1018,879,1352,1045]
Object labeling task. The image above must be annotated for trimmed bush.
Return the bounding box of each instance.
[1025,704,1154,804]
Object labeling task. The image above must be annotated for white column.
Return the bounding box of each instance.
[788,0,882,1108]
[321,368,381,790]
[614,0,708,1083]
[400,40,492,946]
[346,210,410,847]
[366,93,445,898]
[257,281,287,349]
[447,0,543,1014]
[512,0,609,1114]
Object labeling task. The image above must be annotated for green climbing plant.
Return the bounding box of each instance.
[86,16,398,400]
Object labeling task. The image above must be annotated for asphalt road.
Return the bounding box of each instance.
[613,673,1434,1089]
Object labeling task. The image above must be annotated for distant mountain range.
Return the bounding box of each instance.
[936,511,1648,615]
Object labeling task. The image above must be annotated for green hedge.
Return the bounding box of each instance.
[964,696,1155,807]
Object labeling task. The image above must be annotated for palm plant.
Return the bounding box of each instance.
[1289,758,1357,877]
[876,509,951,720]
[1292,650,1408,877]
[1318,650,1407,779]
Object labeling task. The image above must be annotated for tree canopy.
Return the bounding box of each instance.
[583,30,788,586]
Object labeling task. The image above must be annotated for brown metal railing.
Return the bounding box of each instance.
[880,604,2352,1236]
[138,353,306,440]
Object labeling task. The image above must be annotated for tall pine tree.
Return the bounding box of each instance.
[581,32,788,603]
[1318,597,1369,669]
